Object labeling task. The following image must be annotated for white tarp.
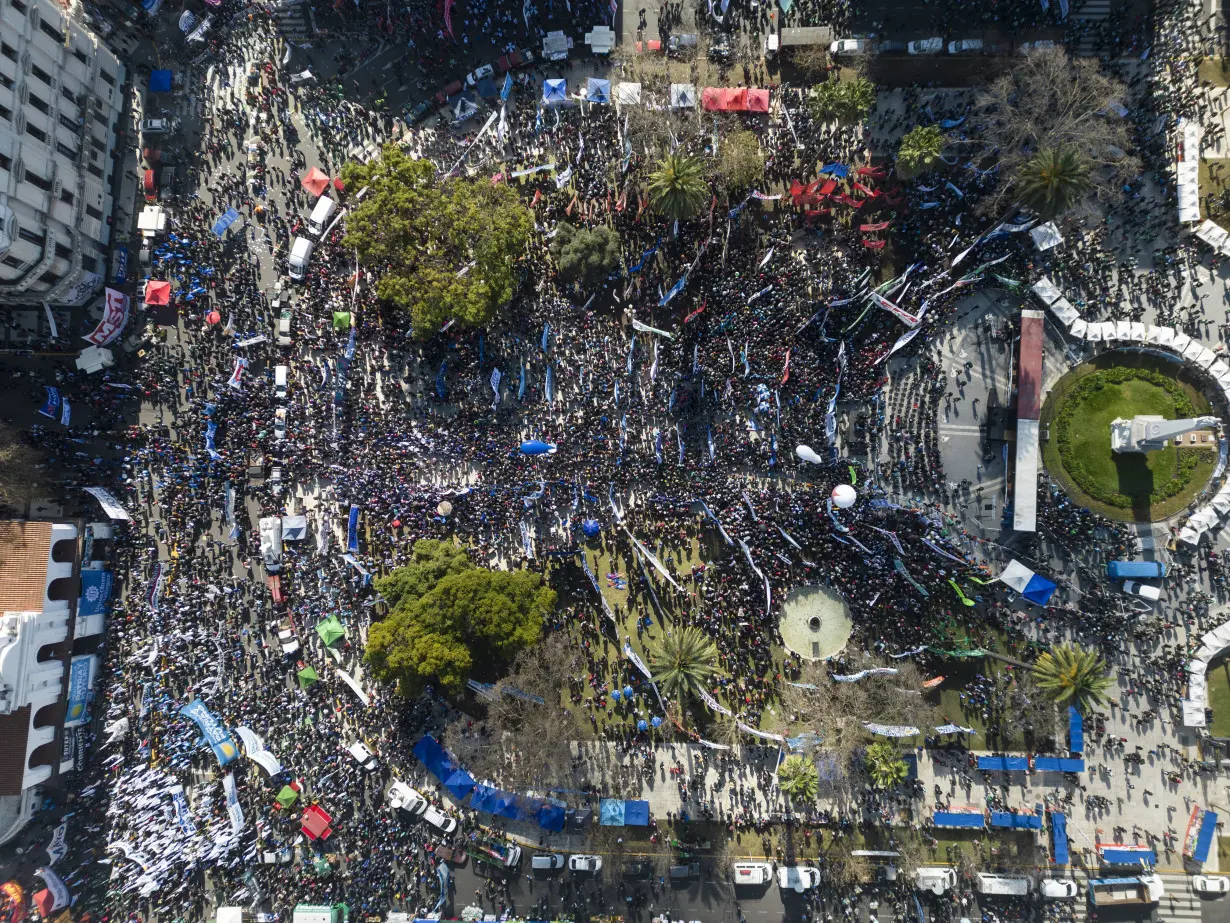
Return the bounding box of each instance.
[1195,219,1230,253]
[1177,161,1201,224]
[1114,320,1131,341]
[1171,331,1193,353]
[1029,221,1064,251]
[670,83,697,108]
[281,515,308,541]
[1047,296,1079,327]
[616,82,641,105]
[1152,326,1175,347]
[1182,339,1206,363]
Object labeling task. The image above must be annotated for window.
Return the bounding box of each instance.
[54,241,71,258]
[39,269,61,285]
[84,204,101,220]
[0,103,11,121]
[9,0,26,12]
[18,226,46,244]
[0,72,13,91]
[0,152,11,170]
[89,135,104,153]
[0,42,15,61]
[80,254,97,272]
[58,114,77,133]
[60,85,74,103]
[72,48,87,66]
[86,163,102,179]
[38,21,64,43]
[25,123,46,144]
[23,170,51,192]
[2,254,24,269]
[55,141,76,160]
[29,63,51,86]
[27,94,48,115]
[98,69,114,87]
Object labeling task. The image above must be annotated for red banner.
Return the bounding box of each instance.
[83,289,129,346]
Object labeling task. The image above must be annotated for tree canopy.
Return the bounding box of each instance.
[1031,644,1112,711]
[865,742,908,789]
[715,130,766,192]
[897,126,947,175]
[648,626,722,708]
[366,539,555,695]
[778,755,819,802]
[550,222,622,285]
[1016,147,1092,218]
[341,145,532,336]
[807,77,875,123]
[647,152,708,220]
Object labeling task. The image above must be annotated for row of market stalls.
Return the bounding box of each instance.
[542,77,770,111]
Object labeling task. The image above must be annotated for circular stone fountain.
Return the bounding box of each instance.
[779,585,853,661]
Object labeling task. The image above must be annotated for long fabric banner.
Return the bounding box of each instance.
[738,720,784,742]
[869,291,920,327]
[222,773,244,833]
[335,667,371,706]
[624,642,667,711]
[179,699,239,766]
[623,528,684,591]
[698,687,733,716]
[33,868,69,912]
[84,289,130,345]
[347,505,360,552]
[169,785,197,834]
[832,668,899,683]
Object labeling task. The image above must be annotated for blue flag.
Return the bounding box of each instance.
[436,360,448,399]
[347,505,360,552]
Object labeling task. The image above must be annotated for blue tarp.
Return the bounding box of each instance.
[537,801,566,832]
[599,798,650,826]
[586,77,610,103]
[475,76,498,98]
[1068,706,1083,753]
[412,735,476,799]
[978,756,1029,771]
[1032,757,1086,773]
[933,812,985,828]
[819,163,850,178]
[212,208,241,237]
[990,812,1043,829]
[1193,810,1218,864]
[543,79,567,104]
[149,69,173,93]
[1100,848,1156,867]
[1051,813,1070,865]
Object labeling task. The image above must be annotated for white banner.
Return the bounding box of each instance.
[623,528,684,591]
[42,302,59,339]
[84,288,130,345]
[863,722,920,737]
[222,773,244,833]
[737,720,784,742]
[335,667,371,706]
[34,867,69,911]
[870,291,920,327]
[83,486,131,520]
[698,687,733,716]
[57,271,103,307]
[45,820,68,866]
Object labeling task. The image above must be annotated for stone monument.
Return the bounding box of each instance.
[1110,415,1220,454]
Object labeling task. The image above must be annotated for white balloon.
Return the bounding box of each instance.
[796,445,823,464]
[831,484,857,509]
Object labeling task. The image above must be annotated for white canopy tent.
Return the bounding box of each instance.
[615,82,642,106]
[1047,296,1079,327]
[1030,277,1063,306]
[670,83,697,108]
[1029,221,1064,251]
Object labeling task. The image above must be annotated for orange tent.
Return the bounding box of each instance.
[301,167,330,198]
[145,280,172,305]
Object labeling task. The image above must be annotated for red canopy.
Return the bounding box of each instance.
[143,170,155,195]
[859,221,891,232]
[301,167,330,197]
[31,891,54,918]
[301,804,333,840]
[701,87,768,111]
[145,280,172,305]
[745,89,769,112]
[332,177,345,192]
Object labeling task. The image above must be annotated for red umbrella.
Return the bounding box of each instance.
[144,280,172,305]
[333,177,346,192]
[301,167,330,197]
[206,310,221,324]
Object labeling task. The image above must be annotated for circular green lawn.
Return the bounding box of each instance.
[1042,362,1217,521]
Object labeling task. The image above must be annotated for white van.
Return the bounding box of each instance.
[386,780,428,816]
[346,741,379,769]
[915,867,957,895]
[976,873,1032,896]
[1039,879,1079,899]
[777,867,820,892]
[309,196,338,236]
[288,236,313,281]
[531,854,565,871]
[732,862,773,885]
[274,365,288,399]
[422,805,458,833]
[259,516,283,572]
[1123,580,1161,601]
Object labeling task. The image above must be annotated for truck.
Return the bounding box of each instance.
[975,873,1032,896]
[1087,875,1164,906]
[915,867,957,895]
[291,906,346,923]
[466,837,522,870]
[1107,560,1167,579]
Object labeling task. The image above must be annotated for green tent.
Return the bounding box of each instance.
[332,311,352,330]
[276,785,300,808]
[297,665,319,688]
[315,616,346,647]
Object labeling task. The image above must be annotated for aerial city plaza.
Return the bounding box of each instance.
[9,0,1230,920]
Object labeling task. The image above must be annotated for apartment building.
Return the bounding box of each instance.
[0,0,126,309]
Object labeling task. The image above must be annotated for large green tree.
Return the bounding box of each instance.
[1031,644,1111,711]
[865,742,908,789]
[778,755,819,803]
[341,146,532,336]
[715,130,765,192]
[647,152,708,220]
[1016,147,1092,219]
[648,626,722,708]
[550,222,622,285]
[366,540,555,694]
[808,78,875,123]
[897,126,946,175]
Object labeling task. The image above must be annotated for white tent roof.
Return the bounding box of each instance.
[1085,322,1104,342]
[1030,277,1063,306]
[1182,339,1206,362]
[1029,221,1064,251]
[1129,321,1147,341]
[1209,360,1229,379]
[1114,320,1131,341]
[1171,331,1193,352]
[282,515,308,541]
[1151,326,1175,347]
[1177,160,1201,223]
[1195,219,1230,252]
[670,83,697,108]
[1069,318,1088,338]
[1048,296,1079,327]
[1197,346,1220,369]
[1013,419,1040,532]
[616,82,642,105]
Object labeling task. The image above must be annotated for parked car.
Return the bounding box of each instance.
[141,117,178,134]
[434,80,464,105]
[622,861,653,879]
[408,99,434,123]
[947,38,983,53]
[422,804,458,833]
[878,39,908,52]
[907,37,943,54]
[1038,879,1079,899]
[1193,876,1230,894]
[496,49,528,72]
[274,407,286,442]
[709,39,733,61]
[346,741,378,769]
[465,63,494,86]
[1019,39,1057,53]
[386,781,428,816]
[732,862,773,886]
[531,854,565,871]
[829,38,870,56]
[568,855,603,873]
[1123,580,1161,602]
[276,311,291,347]
[778,867,821,892]
[667,33,698,55]
[668,863,700,881]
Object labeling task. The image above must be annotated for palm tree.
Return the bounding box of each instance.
[1016,147,1091,218]
[778,755,819,803]
[647,152,707,221]
[648,626,721,708]
[865,742,908,789]
[1031,644,1112,711]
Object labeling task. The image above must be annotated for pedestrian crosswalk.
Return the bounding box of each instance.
[1058,871,1210,923]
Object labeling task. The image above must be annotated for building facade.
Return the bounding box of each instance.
[0,0,125,308]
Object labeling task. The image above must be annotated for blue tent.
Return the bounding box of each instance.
[1068,706,1083,753]
[582,519,601,537]
[543,79,567,104]
[1193,811,1218,864]
[997,559,1057,606]
[476,76,498,98]
[1100,847,1156,867]
[520,440,557,455]
[623,800,650,825]
[1051,813,1070,865]
[149,70,173,93]
[990,812,1042,830]
[586,78,610,104]
[933,812,984,828]
[599,798,650,826]
[819,163,849,178]
[211,207,241,237]
[412,735,475,799]
[538,801,566,832]
[977,756,1029,771]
